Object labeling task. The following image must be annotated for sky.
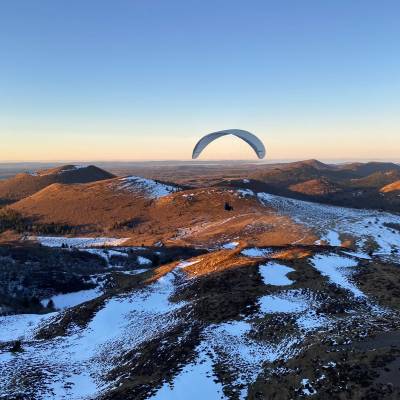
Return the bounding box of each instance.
[0,0,399,162]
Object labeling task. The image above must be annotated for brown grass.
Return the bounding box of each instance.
[270,247,312,260]
[10,183,317,248]
[380,180,400,193]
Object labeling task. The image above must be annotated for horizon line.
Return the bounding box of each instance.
[1,157,400,165]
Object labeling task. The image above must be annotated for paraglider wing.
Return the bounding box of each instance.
[192,129,266,159]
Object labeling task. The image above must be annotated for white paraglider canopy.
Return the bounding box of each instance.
[192,129,266,159]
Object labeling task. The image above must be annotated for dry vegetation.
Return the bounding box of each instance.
[6,182,317,247]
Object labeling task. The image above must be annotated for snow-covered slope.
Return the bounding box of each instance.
[116,176,180,199]
[0,271,187,399]
[257,192,400,258]
[1,244,397,399]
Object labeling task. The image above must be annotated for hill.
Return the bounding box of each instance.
[253,160,400,186]
[289,178,342,196]
[337,161,400,177]
[252,160,332,186]
[0,165,114,203]
[248,160,400,212]
[7,176,313,247]
[350,170,400,188]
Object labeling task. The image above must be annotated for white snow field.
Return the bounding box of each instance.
[117,176,180,198]
[0,312,56,342]
[58,165,87,173]
[259,262,295,286]
[40,288,103,310]
[31,236,129,248]
[259,290,310,314]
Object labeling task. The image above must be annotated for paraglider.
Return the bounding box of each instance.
[192,129,266,159]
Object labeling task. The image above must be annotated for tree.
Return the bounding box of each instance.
[11,340,23,353]
[46,299,55,309]
[224,202,233,211]
[152,253,161,267]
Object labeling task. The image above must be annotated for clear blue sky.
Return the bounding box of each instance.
[1,0,399,161]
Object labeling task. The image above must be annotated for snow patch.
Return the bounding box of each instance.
[241,247,272,257]
[237,189,254,197]
[32,236,129,248]
[311,254,364,298]
[258,290,331,333]
[300,378,316,396]
[259,262,294,286]
[152,350,224,400]
[118,176,180,199]
[321,230,341,246]
[59,165,87,173]
[221,241,239,250]
[137,255,152,266]
[40,288,102,310]
[85,248,128,263]
[259,291,309,314]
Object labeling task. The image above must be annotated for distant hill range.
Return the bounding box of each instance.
[0,165,114,203]
[210,159,400,212]
[252,159,400,185]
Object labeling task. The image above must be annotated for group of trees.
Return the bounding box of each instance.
[111,217,143,230]
[0,209,77,235]
[0,209,24,232]
[0,244,100,316]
